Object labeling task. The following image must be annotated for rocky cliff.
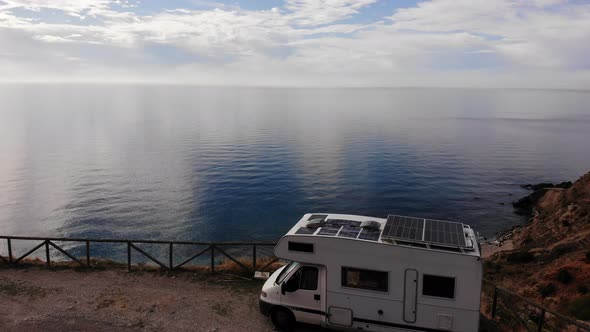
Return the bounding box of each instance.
[485,172,590,321]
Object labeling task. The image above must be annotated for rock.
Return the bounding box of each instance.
[520,181,572,191]
[514,180,574,214]
[521,182,555,191]
[512,189,548,213]
[555,181,573,189]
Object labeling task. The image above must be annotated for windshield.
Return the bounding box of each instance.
[276,262,300,284]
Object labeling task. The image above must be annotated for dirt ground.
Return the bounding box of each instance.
[481,240,514,259]
[0,265,325,332]
[0,246,508,332]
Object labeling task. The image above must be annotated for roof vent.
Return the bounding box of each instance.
[307,220,323,228]
[360,220,381,230]
[306,214,327,228]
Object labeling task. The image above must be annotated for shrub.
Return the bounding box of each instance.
[568,296,590,321]
[551,243,577,258]
[507,251,535,263]
[520,236,534,247]
[578,285,589,294]
[539,283,556,298]
[557,269,573,284]
[484,261,502,273]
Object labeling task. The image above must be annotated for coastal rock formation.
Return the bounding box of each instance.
[486,172,590,322]
[520,182,573,191]
[513,173,590,247]
[512,181,574,214]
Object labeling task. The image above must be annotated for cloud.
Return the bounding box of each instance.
[389,0,590,69]
[0,0,589,87]
[284,0,377,26]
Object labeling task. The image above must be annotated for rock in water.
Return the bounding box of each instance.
[512,189,548,214]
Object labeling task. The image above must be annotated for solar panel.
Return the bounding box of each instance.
[383,215,467,248]
[317,225,340,236]
[424,219,466,247]
[313,219,363,238]
[358,228,381,241]
[337,225,362,238]
[295,227,317,235]
[382,215,424,241]
[326,219,361,227]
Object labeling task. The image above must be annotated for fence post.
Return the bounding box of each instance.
[210,245,215,273]
[45,240,50,266]
[491,286,498,318]
[537,309,545,332]
[86,240,90,266]
[169,243,173,270]
[252,244,257,270]
[7,238,12,263]
[127,242,131,272]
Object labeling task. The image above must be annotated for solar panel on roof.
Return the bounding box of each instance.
[317,225,340,236]
[337,226,361,238]
[383,215,468,248]
[382,215,424,241]
[358,228,380,241]
[326,219,361,227]
[424,219,466,247]
[295,227,317,235]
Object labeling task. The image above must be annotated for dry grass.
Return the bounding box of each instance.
[0,255,284,278]
[215,256,284,276]
[0,278,54,298]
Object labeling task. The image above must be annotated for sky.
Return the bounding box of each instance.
[1,0,589,88]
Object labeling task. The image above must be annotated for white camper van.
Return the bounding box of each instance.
[259,213,482,332]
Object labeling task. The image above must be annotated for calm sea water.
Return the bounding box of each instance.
[1,85,589,245]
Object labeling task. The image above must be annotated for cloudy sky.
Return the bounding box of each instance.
[1,0,589,87]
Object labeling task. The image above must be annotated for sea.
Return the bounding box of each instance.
[1,85,589,252]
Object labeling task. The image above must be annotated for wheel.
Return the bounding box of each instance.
[270,307,295,331]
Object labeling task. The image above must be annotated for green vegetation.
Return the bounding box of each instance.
[568,296,590,321]
[539,283,556,298]
[507,251,535,263]
[557,269,573,284]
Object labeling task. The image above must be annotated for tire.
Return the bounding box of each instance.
[270,307,295,331]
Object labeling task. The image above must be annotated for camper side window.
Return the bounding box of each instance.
[341,267,388,292]
[422,274,455,299]
[288,241,314,253]
[299,266,318,290]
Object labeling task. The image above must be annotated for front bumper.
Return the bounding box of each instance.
[259,298,273,316]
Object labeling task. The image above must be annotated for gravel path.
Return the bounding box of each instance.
[0,265,325,332]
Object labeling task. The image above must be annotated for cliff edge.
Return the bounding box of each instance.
[485,172,590,321]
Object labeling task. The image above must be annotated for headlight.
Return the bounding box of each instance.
[261,291,267,298]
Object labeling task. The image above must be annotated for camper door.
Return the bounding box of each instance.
[280,265,325,325]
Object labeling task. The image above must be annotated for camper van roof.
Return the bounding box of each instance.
[288,213,480,256]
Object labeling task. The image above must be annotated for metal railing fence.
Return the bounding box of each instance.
[0,235,278,273]
[483,279,590,332]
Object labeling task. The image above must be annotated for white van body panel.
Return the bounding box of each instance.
[262,213,482,332]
